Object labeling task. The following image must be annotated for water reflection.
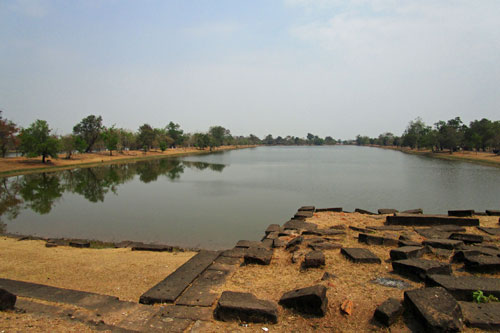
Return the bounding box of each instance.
[0,159,226,226]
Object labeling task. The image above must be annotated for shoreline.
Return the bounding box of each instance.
[371,145,500,168]
[0,145,258,177]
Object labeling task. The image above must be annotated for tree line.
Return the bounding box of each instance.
[355,117,500,154]
[0,111,339,163]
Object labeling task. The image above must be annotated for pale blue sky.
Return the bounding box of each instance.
[1,0,499,139]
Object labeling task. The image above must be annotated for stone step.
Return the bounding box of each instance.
[315,207,342,212]
[386,214,479,227]
[448,209,474,217]
[478,227,500,236]
[449,233,485,244]
[176,269,229,307]
[139,250,220,305]
[463,254,500,274]
[426,274,500,302]
[422,238,464,250]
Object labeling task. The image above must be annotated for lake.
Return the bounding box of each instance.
[1,146,499,249]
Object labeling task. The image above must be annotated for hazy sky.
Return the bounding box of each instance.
[1,0,499,139]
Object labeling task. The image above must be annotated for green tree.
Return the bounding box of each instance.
[73,115,104,152]
[324,136,337,145]
[19,120,59,163]
[401,118,428,149]
[166,121,185,148]
[193,133,210,149]
[101,126,119,156]
[60,134,77,159]
[209,126,229,147]
[117,129,135,152]
[0,111,18,157]
[137,124,156,151]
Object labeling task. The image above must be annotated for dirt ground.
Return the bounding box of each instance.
[0,237,195,302]
[0,145,255,176]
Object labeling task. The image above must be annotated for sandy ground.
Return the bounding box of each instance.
[0,145,256,176]
[0,237,195,302]
[378,145,500,167]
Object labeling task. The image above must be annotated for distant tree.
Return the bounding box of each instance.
[324,136,337,145]
[166,121,185,148]
[306,133,315,143]
[0,111,19,157]
[60,134,77,159]
[101,126,119,156]
[435,117,465,153]
[193,133,211,149]
[19,120,59,163]
[209,126,229,147]
[137,124,155,151]
[117,129,136,152]
[401,118,429,149]
[73,115,104,152]
[264,134,274,145]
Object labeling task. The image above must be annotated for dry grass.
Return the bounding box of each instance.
[0,237,195,302]
[0,145,256,176]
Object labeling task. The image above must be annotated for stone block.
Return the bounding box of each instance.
[358,233,399,246]
[463,254,500,273]
[486,210,500,216]
[401,208,423,214]
[355,208,376,215]
[422,239,464,250]
[404,287,463,332]
[298,206,315,212]
[214,291,278,324]
[69,240,90,248]
[392,259,452,281]
[448,209,474,217]
[341,248,381,264]
[378,208,399,215]
[390,246,426,261]
[373,298,403,326]
[285,236,303,250]
[279,285,328,316]
[426,274,500,301]
[449,233,484,244]
[0,288,16,310]
[303,251,325,268]
[315,207,343,212]
[459,301,500,330]
[387,214,479,227]
[244,248,273,265]
[265,224,282,235]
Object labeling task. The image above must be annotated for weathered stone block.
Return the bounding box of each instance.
[298,206,315,212]
[392,259,452,281]
[422,239,464,250]
[0,288,16,310]
[390,246,426,261]
[355,208,376,215]
[279,285,328,316]
[273,238,286,248]
[214,291,278,324]
[427,274,500,302]
[341,248,381,264]
[373,298,403,326]
[404,287,463,332]
[401,208,423,214]
[132,244,173,252]
[358,233,399,247]
[387,214,479,227]
[285,236,303,250]
[459,301,500,330]
[448,209,474,217]
[449,233,484,244]
[244,248,273,265]
[463,254,500,273]
[265,224,282,235]
[315,207,342,212]
[309,242,342,251]
[69,240,90,248]
[303,251,325,268]
[486,209,500,216]
[378,208,398,215]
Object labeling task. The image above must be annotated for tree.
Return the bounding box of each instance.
[324,136,337,145]
[401,118,428,149]
[137,124,155,151]
[209,126,229,147]
[434,117,465,153]
[166,121,185,148]
[19,120,59,163]
[117,129,136,152]
[193,133,210,149]
[73,115,104,152]
[60,134,77,159]
[0,111,18,157]
[101,126,119,156]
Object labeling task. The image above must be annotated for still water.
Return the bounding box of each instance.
[1,146,499,249]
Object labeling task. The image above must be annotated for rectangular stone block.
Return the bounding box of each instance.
[341,248,381,264]
[386,214,479,227]
[427,274,500,301]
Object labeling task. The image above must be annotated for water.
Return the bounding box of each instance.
[1,146,499,249]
